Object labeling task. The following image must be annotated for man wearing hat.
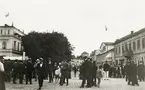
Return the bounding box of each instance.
[34,58,45,90]
[25,59,34,84]
[0,56,5,90]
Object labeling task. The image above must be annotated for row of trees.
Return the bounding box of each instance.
[22,31,74,63]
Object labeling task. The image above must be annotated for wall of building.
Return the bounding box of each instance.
[114,31,145,65]
[0,26,24,57]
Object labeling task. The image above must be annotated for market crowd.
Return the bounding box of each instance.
[0,56,145,90]
[1,57,71,90]
[78,57,145,88]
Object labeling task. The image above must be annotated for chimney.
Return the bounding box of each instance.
[131,31,134,34]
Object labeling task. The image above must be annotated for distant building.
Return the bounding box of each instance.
[114,29,145,65]
[90,49,101,61]
[0,24,25,57]
[81,51,89,57]
[96,42,114,64]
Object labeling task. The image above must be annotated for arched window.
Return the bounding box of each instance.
[2,42,7,49]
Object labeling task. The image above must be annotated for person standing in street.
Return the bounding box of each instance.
[91,61,97,86]
[103,61,110,80]
[59,60,69,86]
[34,58,45,90]
[138,61,145,82]
[96,65,103,88]
[0,57,5,90]
[18,61,25,84]
[80,57,92,88]
[124,62,129,82]
[130,61,139,86]
[12,60,19,84]
[25,59,34,84]
[47,60,53,83]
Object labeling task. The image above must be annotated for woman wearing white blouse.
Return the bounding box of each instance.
[0,57,5,90]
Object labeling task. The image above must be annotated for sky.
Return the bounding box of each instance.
[0,0,145,56]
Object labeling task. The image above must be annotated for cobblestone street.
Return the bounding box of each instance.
[6,77,145,90]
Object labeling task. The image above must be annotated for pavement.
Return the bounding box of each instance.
[5,77,145,90]
[5,72,145,90]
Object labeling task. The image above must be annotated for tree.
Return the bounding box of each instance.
[22,31,73,63]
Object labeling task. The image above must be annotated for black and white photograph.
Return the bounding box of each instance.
[0,0,145,90]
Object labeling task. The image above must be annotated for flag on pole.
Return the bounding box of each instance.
[105,25,107,31]
[5,12,9,18]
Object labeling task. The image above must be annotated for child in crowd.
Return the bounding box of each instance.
[55,66,61,83]
[96,66,103,88]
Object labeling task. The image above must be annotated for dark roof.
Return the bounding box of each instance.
[0,24,25,35]
[114,28,145,44]
[103,42,114,45]
[0,24,13,28]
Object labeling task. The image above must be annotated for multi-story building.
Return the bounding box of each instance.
[114,29,145,65]
[0,24,25,57]
[96,42,114,64]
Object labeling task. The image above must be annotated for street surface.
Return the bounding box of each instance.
[5,73,145,90]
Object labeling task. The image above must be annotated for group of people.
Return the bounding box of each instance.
[79,57,104,88]
[4,59,34,84]
[1,55,145,90]
[34,58,71,90]
[0,57,72,90]
[78,57,145,88]
[125,60,145,86]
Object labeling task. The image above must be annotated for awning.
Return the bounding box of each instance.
[3,56,28,60]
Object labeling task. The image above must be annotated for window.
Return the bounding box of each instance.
[1,29,3,34]
[129,43,131,50]
[122,45,124,53]
[137,39,140,50]
[133,41,136,51]
[142,38,145,48]
[18,43,19,51]
[115,47,117,54]
[2,42,7,49]
[8,30,10,35]
[118,46,120,54]
[125,44,128,51]
[14,41,16,50]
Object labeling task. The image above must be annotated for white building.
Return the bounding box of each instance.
[114,29,145,65]
[96,42,114,64]
[0,24,25,57]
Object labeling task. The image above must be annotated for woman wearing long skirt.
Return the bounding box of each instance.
[0,57,5,90]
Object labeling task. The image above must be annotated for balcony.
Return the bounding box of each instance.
[12,49,23,55]
[0,35,22,40]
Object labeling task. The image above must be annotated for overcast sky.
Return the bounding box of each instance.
[0,0,145,56]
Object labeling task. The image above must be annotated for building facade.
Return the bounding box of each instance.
[114,29,145,65]
[96,42,114,64]
[0,24,25,57]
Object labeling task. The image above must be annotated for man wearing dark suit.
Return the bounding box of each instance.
[18,61,25,84]
[48,60,53,83]
[34,58,45,90]
[92,61,97,86]
[80,57,92,88]
[130,61,139,86]
[138,61,145,82]
[103,61,110,80]
[25,60,34,84]
[12,60,19,84]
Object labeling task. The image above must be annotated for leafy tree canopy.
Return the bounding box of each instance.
[22,31,74,63]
